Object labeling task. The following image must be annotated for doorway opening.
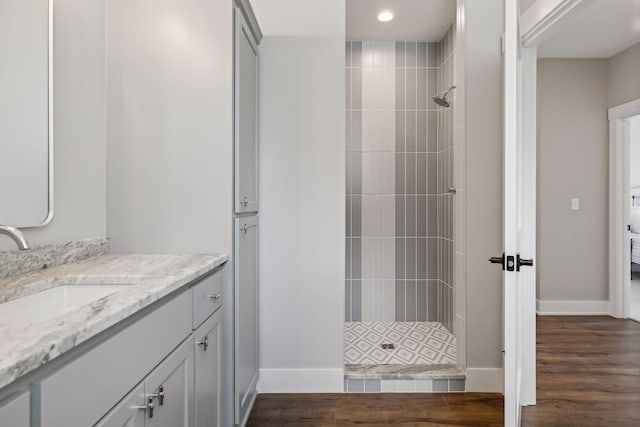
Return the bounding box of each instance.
[344,0,464,392]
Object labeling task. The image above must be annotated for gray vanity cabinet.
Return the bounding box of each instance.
[234,6,259,214]
[0,392,29,427]
[94,384,145,427]
[234,215,259,423]
[145,338,195,427]
[96,338,195,427]
[194,308,223,427]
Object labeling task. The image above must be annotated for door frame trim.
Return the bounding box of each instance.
[608,98,640,318]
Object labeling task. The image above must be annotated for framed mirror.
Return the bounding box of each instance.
[0,0,53,227]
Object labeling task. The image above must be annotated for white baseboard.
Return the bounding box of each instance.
[536,299,609,315]
[258,368,344,393]
[464,368,503,393]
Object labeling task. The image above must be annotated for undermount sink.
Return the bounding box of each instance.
[0,284,131,325]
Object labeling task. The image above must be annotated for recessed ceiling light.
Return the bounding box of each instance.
[377,10,394,23]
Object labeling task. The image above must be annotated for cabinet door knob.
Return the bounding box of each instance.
[197,335,209,351]
[206,293,222,300]
[146,384,165,406]
[157,385,165,405]
[136,397,154,418]
[242,196,248,207]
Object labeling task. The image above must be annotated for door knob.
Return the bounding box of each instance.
[516,254,534,271]
[242,196,248,207]
[489,254,505,269]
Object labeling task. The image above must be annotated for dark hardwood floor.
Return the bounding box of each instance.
[247,316,640,426]
[246,392,503,426]
[521,315,640,426]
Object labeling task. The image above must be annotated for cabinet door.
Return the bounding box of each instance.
[234,7,259,213]
[0,392,29,427]
[146,338,195,427]
[194,308,223,427]
[94,383,145,427]
[234,215,259,423]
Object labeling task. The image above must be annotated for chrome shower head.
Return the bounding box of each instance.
[432,85,457,108]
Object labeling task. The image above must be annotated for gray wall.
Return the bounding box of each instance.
[105,0,233,255]
[608,42,640,109]
[463,0,504,371]
[537,59,611,302]
[1,0,107,252]
[254,0,346,392]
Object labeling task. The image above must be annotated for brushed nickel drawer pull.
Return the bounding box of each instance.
[206,293,222,300]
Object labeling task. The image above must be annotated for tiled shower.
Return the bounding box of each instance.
[345,27,456,366]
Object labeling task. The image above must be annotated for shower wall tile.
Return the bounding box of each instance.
[395,237,405,279]
[406,42,417,67]
[346,39,443,322]
[395,42,406,67]
[417,195,427,237]
[417,280,427,321]
[345,280,352,321]
[352,42,362,67]
[352,280,362,321]
[395,280,405,320]
[383,280,396,321]
[352,67,362,110]
[434,25,456,332]
[417,112,427,152]
[406,280,417,321]
[417,42,427,67]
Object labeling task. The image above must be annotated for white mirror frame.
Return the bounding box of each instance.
[30,0,54,228]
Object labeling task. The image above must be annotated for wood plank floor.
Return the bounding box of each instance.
[521,315,640,426]
[246,393,503,426]
[247,316,640,426]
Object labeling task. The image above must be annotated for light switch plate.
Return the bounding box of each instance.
[571,198,580,211]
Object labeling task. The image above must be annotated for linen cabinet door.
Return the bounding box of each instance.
[145,338,194,427]
[194,308,223,427]
[94,383,146,427]
[234,7,259,214]
[234,215,259,424]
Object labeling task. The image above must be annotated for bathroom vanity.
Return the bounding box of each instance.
[0,253,228,426]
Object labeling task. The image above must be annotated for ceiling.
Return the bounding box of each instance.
[538,0,640,58]
[346,0,456,41]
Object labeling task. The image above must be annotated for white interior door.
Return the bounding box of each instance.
[503,0,537,425]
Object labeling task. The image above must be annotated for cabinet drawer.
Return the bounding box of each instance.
[192,270,223,328]
[33,290,191,427]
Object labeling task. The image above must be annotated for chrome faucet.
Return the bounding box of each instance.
[0,226,31,250]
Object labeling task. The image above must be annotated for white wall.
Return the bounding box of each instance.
[537,59,609,303]
[252,0,346,392]
[105,0,233,255]
[631,115,640,191]
[461,0,505,390]
[1,0,107,251]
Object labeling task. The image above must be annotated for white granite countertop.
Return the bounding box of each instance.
[0,253,228,390]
